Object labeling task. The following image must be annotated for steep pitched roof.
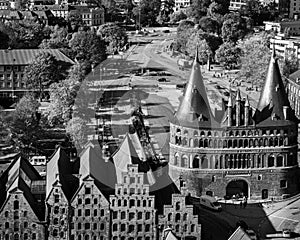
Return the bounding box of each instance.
[174,50,216,129]
[0,156,45,221]
[228,227,252,240]
[0,49,74,65]
[46,147,71,199]
[79,142,116,191]
[254,49,296,125]
[112,133,154,184]
[46,147,79,201]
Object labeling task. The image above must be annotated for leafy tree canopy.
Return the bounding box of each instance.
[0,20,51,49]
[69,31,107,72]
[215,41,241,69]
[132,0,161,27]
[186,0,212,22]
[97,23,128,54]
[23,52,63,99]
[221,12,253,43]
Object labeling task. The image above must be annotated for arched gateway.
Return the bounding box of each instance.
[226,179,249,198]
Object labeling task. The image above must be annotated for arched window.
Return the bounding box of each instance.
[277,155,284,167]
[182,137,188,146]
[14,234,19,240]
[175,202,180,211]
[168,213,172,221]
[14,200,19,209]
[53,229,58,237]
[183,213,188,221]
[175,213,180,222]
[201,156,208,169]
[24,233,28,240]
[244,139,248,148]
[191,224,195,232]
[174,153,179,166]
[268,155,275,167]
[181,155,188,168]
[194,139,198,148]
[204,139,208,148]
[194,131,198,136]
[193,156,200,168]
[208,131,212,136]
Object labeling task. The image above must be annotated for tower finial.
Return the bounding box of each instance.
[195,44,199,63]
[272,42,276,59]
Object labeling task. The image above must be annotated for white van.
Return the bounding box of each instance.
[199,195,222,211]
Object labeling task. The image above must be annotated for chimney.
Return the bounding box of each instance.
[283,106,288,120]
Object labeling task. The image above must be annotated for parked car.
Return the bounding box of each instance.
[158,78,169,82]
[246,229,257,240]
[199,195,222,211]
[282,229,291,238]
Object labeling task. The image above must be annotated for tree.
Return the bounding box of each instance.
[174,20,195,53]
[66,117,88,150]
[69,31,107,72]
[46,64,85,125]
[198,16,220,34]
[8,94,42,155]
[39,26,69,50]
[132,0,161,27]
[240,0,265,26]
[23,52,63,99]
[221,12,252,43]
[208,0,229,16]
[186,0,212,21]
[215,42,241,69]
[281,52,299,78]
[0,20,51,49]
[157,0,174,24]
[187,38,212,64]
[97,23,128,54]
[67,11,85,32]
[169,11,187,24]
[238,35,271,87]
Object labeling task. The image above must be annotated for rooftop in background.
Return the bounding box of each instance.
[0,49,74,66]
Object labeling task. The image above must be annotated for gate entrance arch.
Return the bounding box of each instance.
[226,179,249,198]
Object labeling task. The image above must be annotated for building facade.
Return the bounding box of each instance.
[290,0,300,19]
[168,50,299,200]
[0,156,46,240]
[174,0,191,12]
[158,191,201,239]
[229,0,248,11]
[70,143,112,240]
[286,70,300,119]
[0,49,74,99]
[110,164,157,240]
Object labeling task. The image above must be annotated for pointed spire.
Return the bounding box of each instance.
[255,48,295,123]
[236,89,241,101]
[245,95,250,107]
[272,42,276,59]
[175,47,215,128]
[228,94,233,107]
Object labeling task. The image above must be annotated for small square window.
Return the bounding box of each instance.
[85,187,91,194]
[280,180,287,188]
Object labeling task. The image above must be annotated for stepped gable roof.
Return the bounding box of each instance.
[0,156,45,221]
[112,133,154,185]
[79,142,116,192]
[228,227,252,240]
[0,49,74,66]
[254,48,297,125]
[174,50,216,129]
[46,147,78,201]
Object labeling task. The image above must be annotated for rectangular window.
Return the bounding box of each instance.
[54,194,59,203]
[280,180,287,188]
[78,209,82,217]
[85,209,90,216]
[85,187,91,194]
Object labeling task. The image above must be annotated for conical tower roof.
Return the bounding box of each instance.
[175,50,215,128]
[255,48,295,124]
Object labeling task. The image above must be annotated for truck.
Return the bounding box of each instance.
[199,195,222,211]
